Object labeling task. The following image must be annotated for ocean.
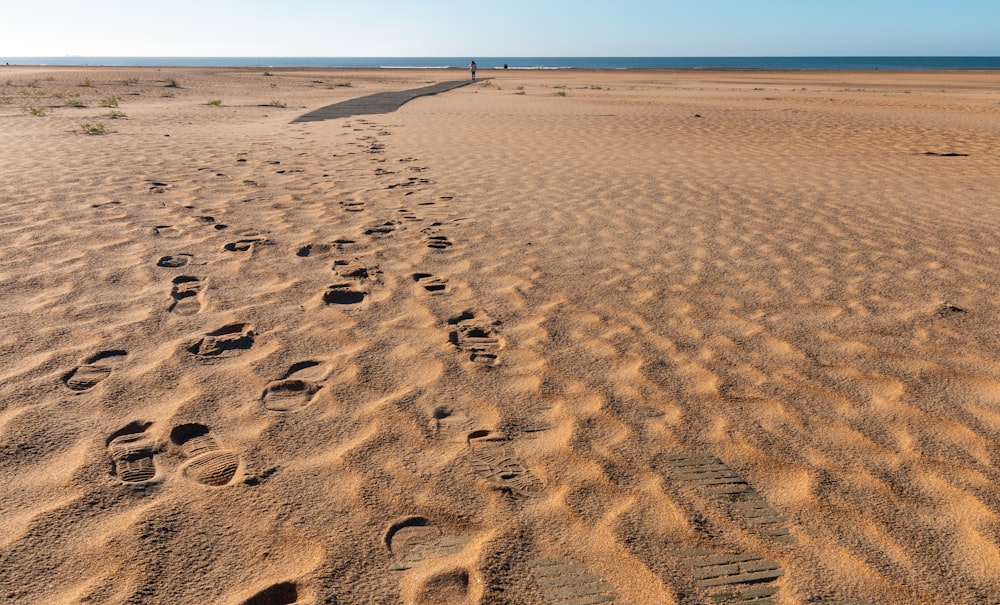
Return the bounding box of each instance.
[3,57,1000,70]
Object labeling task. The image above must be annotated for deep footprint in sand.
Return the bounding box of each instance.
[262,361,328,412]
[170,423,240,486]
[333,259,382,284]
[413,272,449,293]
[107,422,158,484]
[63,350,128,391]
[157,254,193,268]
[168,275,205,315]
[448,310,502,366]
[323,284,366,305]
[425,233,453,250]
[188,323,255,358]
[224,237,267,252]
[385,516,472,571]
[153,225,183,238]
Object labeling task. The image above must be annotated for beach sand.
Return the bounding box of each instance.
[1,66,999,604]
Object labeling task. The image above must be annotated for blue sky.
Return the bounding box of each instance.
[4,1,998,57]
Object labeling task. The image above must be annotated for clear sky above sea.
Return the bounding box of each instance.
[4,0,999,57]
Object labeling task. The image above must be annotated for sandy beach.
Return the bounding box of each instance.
[1,65,999,604]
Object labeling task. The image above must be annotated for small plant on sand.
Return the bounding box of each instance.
[123,77,139,86]
[556,90,567,97]
[514,89,526,95]
[163,77,180,88]
[45,76,56,81]
[25,106,49,116]
[65,99,86,108]
[100,95,120,108]
[206,99,222,106]
[105,111,127,119]
[162,90,175,98]
[81,122,106,135]
[80,78,93,87]
[27,80,39,88]
[263,71,273,76]
[267,100,286,108]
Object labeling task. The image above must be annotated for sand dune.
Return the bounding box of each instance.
[1,66,999,604]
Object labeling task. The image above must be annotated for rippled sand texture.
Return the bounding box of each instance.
[1,66,999,605]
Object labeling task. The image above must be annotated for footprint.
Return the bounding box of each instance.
[63,350,127,391]
[340,201,366,213]
[153,225,183,238]
[413,273,448,293]
[188,323,255,358]
[661,453,794,542]
[107,422,158,484]
[323,284,366,305]
[224,238,266,252]
[333,259,382,283]
[385,516,471,571]
[168,275,205,315]
[415,569,470,605]
[157,254,193,268]
[667,545,783,602]
[424,232,453,250]
[386,177,429,189]
[262,361,327,412]
[297,243,334,257]
[363,220,400,237]
[430,406,474,437]
[468,433,544,497]
[240,582,298,605]
[448,310,502,366]
[528,557,618,604]
[169,423,240,487]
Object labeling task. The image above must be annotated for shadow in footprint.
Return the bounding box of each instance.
[323,284,366,305]
[240,582,298,605]
[107,421,158,484]
[170,423,240,486]
[64,350,128,391]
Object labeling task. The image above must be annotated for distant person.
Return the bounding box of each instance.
[504,63,508,70]
[470,60,477,81]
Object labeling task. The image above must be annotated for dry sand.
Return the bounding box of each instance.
[1,65,999,605]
